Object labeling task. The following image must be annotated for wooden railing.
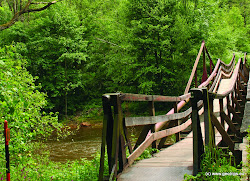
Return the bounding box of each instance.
[98,92,194,180]
[190,54,249,175]
[98,40,248,180]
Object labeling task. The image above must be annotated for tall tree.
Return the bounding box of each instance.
[0,1,88,116]
[123,0,202,95]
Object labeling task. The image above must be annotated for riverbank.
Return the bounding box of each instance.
[60,109,103,129]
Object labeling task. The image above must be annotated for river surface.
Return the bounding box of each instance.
[44,127,103,162]
[44,125,146,162]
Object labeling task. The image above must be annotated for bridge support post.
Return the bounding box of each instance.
[190,88,204,176]
[99,93,128,181]
[202,88,215,148]
[148,101,157,149]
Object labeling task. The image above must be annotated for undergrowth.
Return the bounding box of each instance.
[184,147,242,181]
[0,147,108,181]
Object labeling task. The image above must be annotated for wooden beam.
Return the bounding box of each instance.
[120,93,191,102]
[185,41,205,94]
[125,108,192,126]
[228,105,242,124]
[127,119,192,166]
[211,113,235,152]
[221,112,241,137]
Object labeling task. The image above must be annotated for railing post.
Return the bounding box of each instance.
[99,93,127,180]
[174,102,180,142]
[195,70,198,88]
[226,95,231,119]
[110,94,126,179]
[148,101,156,149]
[4,120,10,181]
[219,99,225,129]
[99,95,113,181]
[190,88,204,176]
[202,47,208,83]
[243,53,249,79]
[202,88,214,148]
[208,93,216,145]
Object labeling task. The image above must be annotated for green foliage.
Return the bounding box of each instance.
[0,2,12,25]
[0,0,249,118]
[0,45,62,159]
[122,0,210,95]
[183,147,242,180]
[26,2,88,115]
[196,0,249,61]
[0,1,88,115]
[135,148,159,161]
[0,149,109,181]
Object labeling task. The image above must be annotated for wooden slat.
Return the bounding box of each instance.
[133,125,152,151]
[153,119,192,140]
[127,119,192,166]
[185,41,205,94]
[120,93,191,102]
[125,108,192,126]
[221,67,234,78]
[235,86,246,103]
[209,68,222,92]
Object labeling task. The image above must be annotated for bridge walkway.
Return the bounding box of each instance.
[118,77,233,181]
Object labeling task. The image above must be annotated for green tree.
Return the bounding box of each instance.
[0,1,88,116]
[123,0,202,95]
[196,0,249,60]
[0,44,60,157]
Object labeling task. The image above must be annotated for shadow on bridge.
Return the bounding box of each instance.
[98,41,249,181]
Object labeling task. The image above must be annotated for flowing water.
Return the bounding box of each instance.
[44,126,103,162]
[43,125,175,162]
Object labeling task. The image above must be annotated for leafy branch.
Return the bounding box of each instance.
[0,0,60,31]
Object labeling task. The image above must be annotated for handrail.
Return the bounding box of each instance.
[214,59,241,99]
[120,93,191,102]
[184,41,205,94]
[220,54,235,70]
[98,40,249,180]
[125,108,192,126]
[190,53,248,175]
[127,119,192,165]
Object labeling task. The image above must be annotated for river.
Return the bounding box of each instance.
[43,125,146,162]
[44,126,103,162]
[43,125,174,162]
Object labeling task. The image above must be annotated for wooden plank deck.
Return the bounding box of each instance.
[118,78,232,181]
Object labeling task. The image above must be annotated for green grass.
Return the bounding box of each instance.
[0,146,108,181]
[183,147,242,181]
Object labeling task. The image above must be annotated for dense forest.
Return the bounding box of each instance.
[0,0,249,180]
[0,0,249,118]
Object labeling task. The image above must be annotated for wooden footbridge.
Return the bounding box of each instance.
[98,41,249,181]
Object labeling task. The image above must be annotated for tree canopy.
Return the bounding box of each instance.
[0,0,249,117]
